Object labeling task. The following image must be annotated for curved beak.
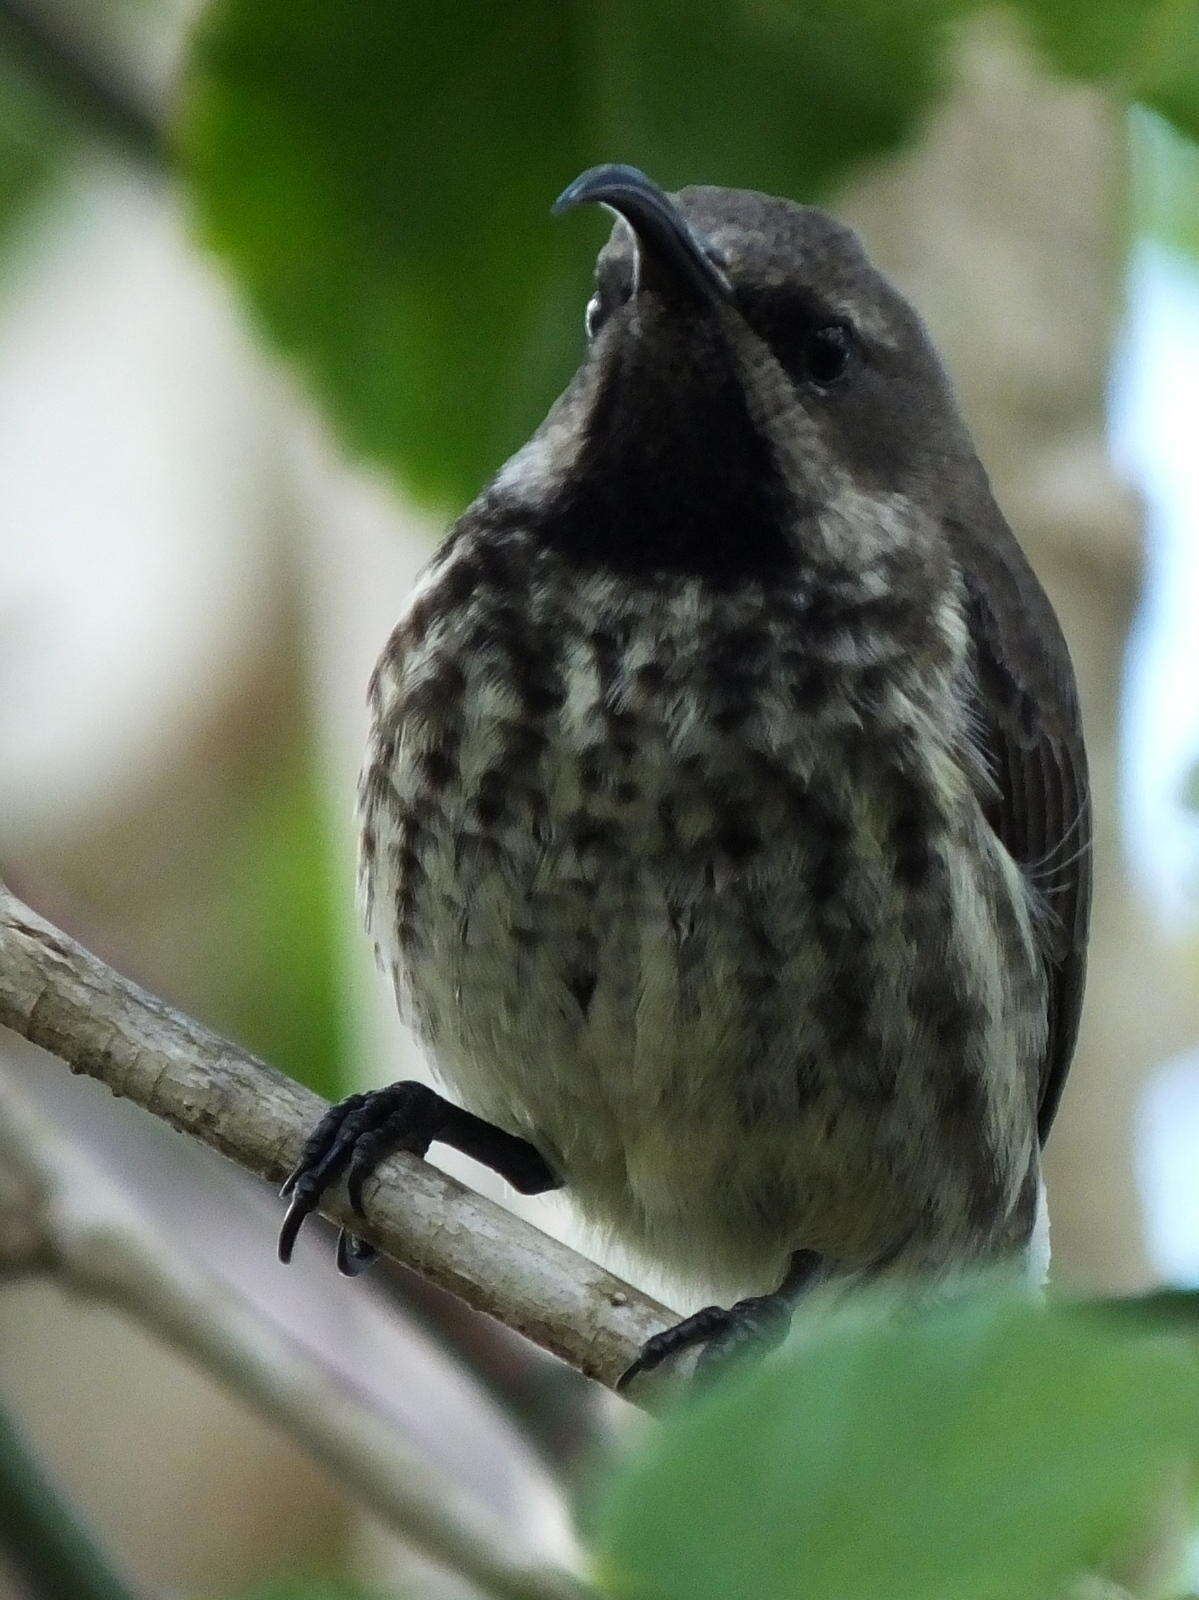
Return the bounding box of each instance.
[553,163,732,308]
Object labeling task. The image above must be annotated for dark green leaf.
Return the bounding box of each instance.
[596,1287,1199,1600]
[180,0,957,508]
[1014,0,1159,81]
[1134,0,1199,146]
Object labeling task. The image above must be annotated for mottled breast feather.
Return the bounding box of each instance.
[357,496,1053,1293]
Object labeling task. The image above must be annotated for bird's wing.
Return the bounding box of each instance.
[947,513,1092,1144]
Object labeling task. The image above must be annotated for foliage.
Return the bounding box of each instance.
[1018,0,1199,140]
[1133,109,1199,261]
[179,0,958,510]
[178,0,1199,509]
[595,1285,1199,1600]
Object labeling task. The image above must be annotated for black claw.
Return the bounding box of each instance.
[618,1305,731,1390]
[276,1084,444,1271]
[278,1191,314,1264]
[278,1082,560,1275]
[336,1229,378,1276]
[346,1168,368,1219]
[619,1251,825,1391]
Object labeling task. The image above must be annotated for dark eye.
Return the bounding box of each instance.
[800,322,854,386]
[585,292,605,339]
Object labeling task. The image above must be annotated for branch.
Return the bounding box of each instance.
[0,886,677,1404]
[0,1079,593,1600]
[0,0,167,168]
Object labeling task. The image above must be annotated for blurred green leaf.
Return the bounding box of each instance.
[180,0,958,509]
[1131,0,1199,143]
[1014,0,1199,144]
[212,734,350,1102]
[0,63,72,255]
[1015,0,1159,81]
[1131,106,1199,257]
[596,1287,1199,1600]
[180,0,1199,504]
[233,1582,391,1600]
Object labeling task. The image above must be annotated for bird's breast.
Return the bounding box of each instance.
[359,527,1046,1290]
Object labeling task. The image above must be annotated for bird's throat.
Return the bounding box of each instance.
[530,323,798,586]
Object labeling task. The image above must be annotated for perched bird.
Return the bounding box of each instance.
[279,164,1090,1381]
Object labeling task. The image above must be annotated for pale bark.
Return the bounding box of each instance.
[0,1075,592,1600]
[0,885,677,1406]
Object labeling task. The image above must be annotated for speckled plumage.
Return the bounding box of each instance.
[346,175,1088,1308]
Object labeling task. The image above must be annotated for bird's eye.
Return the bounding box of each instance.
[800,322,854,386]
[585,293,604,339]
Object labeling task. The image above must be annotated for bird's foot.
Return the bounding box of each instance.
[278,1081,559,1275]
[619,1248,825,1391]
[618,1295,791,1391]
[278,1082,441,1274]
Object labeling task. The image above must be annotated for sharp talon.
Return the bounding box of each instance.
[616,1356,648,1393]
[336,1230,378,1277]
[347,1162,371,1219]
[279,1083,545,1280]
[277,1194,313,1264]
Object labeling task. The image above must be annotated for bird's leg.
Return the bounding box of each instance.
[278,1082,560,1274]
[619,1247,826,1391]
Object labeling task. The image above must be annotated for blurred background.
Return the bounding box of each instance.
[0,0,1197,1594]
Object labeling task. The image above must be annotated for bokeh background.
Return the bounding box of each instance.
[1,1,1198,1594]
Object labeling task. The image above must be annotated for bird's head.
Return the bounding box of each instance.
[488,164,985,588]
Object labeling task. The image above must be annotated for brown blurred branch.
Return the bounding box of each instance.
[0,886,676,1406]
[0,1078,592,1600]
[0,0,166,166]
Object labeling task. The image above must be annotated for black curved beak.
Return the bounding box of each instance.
[553,163,732,308]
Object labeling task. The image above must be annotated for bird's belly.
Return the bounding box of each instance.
[368,748,1045,1296]
[360,556,1049,1296]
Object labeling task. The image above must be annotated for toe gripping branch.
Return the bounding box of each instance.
[277,1081,559,1275]
[618,1247,826,1390]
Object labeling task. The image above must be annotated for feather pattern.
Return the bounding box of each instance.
[948,511,1091,1142]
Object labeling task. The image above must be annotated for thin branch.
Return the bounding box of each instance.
[0,0,167,168]
[0,887,677,1406]
[0,1080,592,1600]
[0,1394,148,1600]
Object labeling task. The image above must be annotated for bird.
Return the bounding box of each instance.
[277,163,1091,1384]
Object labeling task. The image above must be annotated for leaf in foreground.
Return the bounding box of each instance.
[597,1287,1199,1600]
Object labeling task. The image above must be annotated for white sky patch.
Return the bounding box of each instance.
[1114,242,1199,1284]
[1112,241,1199,928]
[0,164,278,848]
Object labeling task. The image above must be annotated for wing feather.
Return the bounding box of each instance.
[948,513,1091,1143]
